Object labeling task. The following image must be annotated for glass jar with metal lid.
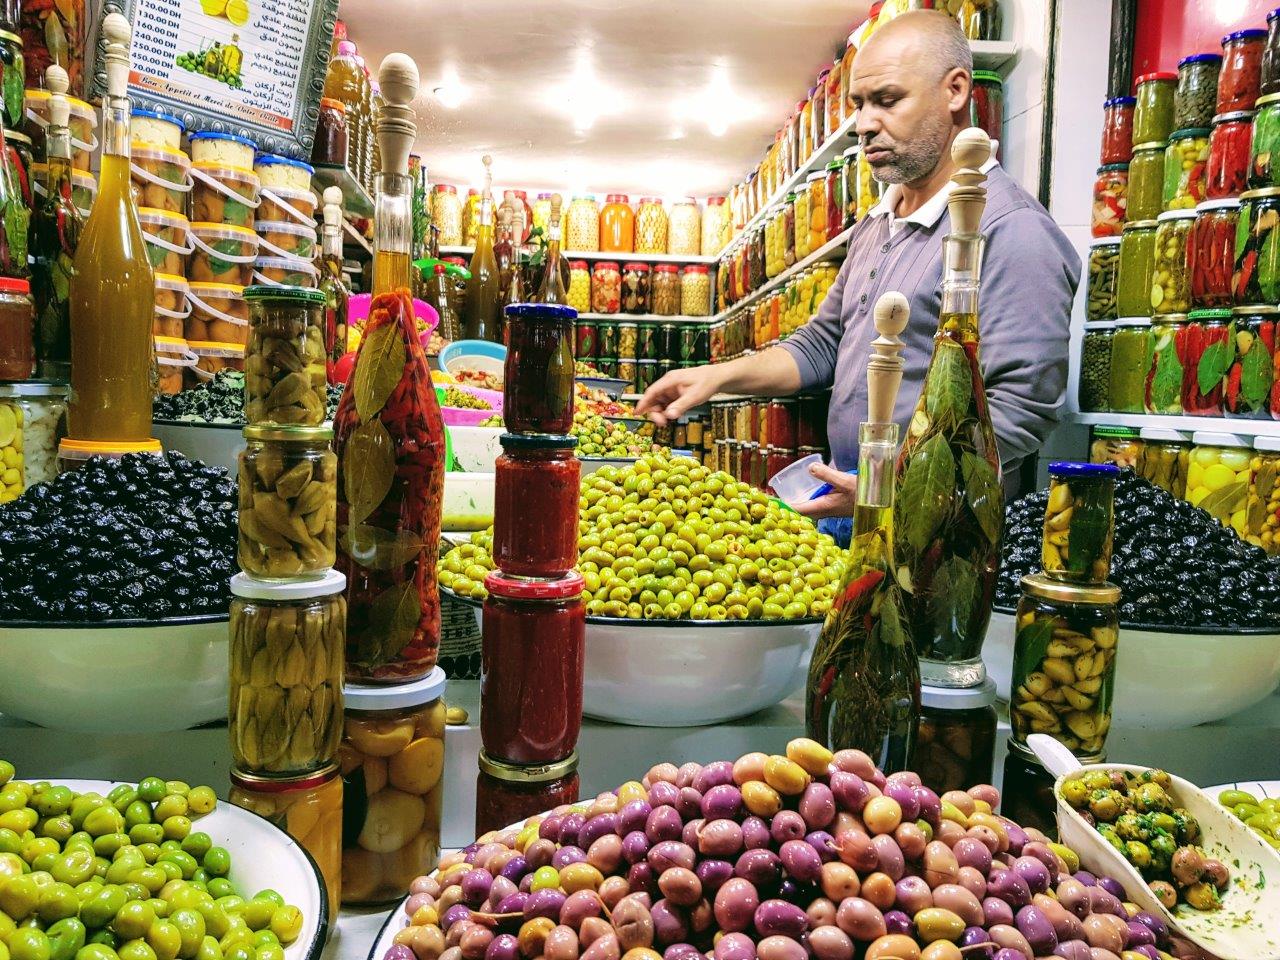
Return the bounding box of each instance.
[1145,312,1186,414]
[0,275,33,380]
[1011,574,1121,762]
[1176,53,1223,130]
[0,381,67,502]
[1151,210,1196,314]
[475,751,580,836]
[1100,96,1136,165]
[970,70,1004,147]
[1086,237,1121,320]
[1224,304,1277,418]
[1089,425,1143,470]
[1187,430,1254,535]
[1234,188,1280,302]
[1078,322,1114,413]
[913,680,998,797]
[243,285,328,427]
[1138,426,1191,498]
[1042,462,1121,584]
[1219,28,1267,114]
[1116,220,1158,317]
[1188,198,1240,307]
[1206,110,1255,199]
[841,147,859,228]
[1134,72,1177,144]
[1251,93,1280,188]
[1179,308,1232,416]
[1245,434,1280,554]
[824,159,846,243]
[340,667,446,905]
[1127,142,1166,222]
[1091,164,1128,237]
[651,263,681,316]
[1163,128,1210,209]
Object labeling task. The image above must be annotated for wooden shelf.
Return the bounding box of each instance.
[710,226,853,323]
[1068,411,1280,440]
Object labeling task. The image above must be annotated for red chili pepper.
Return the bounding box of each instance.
[1226,363,1242,411]
[836,569,884,610]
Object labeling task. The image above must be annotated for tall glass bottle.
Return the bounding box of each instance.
[807,293,919,771]
[68,14,154,441]
[494,200,515,298]
[324,41,364,178]
[462,156,501,342]
[319,186,351,381]
[31,63,81,382]
[894,130,1004,688]
[537,194,567,305]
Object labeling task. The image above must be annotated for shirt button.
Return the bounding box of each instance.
[859,294,867,304]
[881,243,890,253]
[869,269,877,279]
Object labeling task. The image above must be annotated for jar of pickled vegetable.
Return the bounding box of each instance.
[1234,187,1280,302]
[561,260,589,315]
[793,187,811,261]
[475,752,580,837]
[1246,435,1280,554]
[1127,143,1166,222]
[1266,10,1280,99]
[1152,209,1195,314]
[1220,29,1266,114]
[681,265,711,317]
[841,147,859,228]
[432,185,462,247]
[1206,110,1255,199]
[0,276,33,380]
[1135,72,1177,145]
[1252,94,1280,188]
[1086,237,1121,320]
[912,681,997,796]
[621,263,651,315]
[1188,198,1239,308]
[636,320,659,359]
[1011,575,1120,763]
[243,286,328,427]
[1179,308,1232,415]
[1043,462,1119,584]
[635,198,667,254]
[532,193,552,237]
[764,208,783,279]
[1089,425,1143,470]
[1146,313,1186,414]
[1091,164,1128,237]
[566,196,600,252]
[825,159,845,242]
[1225,305,1277,418]
[1176,54,1223,130]
[1100,96,1136,165]
[970,70,1004,148]
[1117,220,1158,316]
[1108,317,1152,413]
[574,319,597,362]
[1188,430,1254,535]
[668,198,701,256]
[591,261,621,314]
[600,194,634,253]
[0,382,67,502]
[229,571,346,776]
[494,435,580,578]
[1163,128,1210,209]
[1079,322,1114,413]
[806,171,828,252]
[1139,427,1191,498]
[650,264,680,317]
[461,190,480,248]
[504,303,576,434]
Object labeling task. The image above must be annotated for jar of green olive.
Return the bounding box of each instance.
[1011,574,1121,762]
[1151,210,1196,314]
[1127,143,1168,222]
[1117,220,1159,317]
[1042,461,1120,583]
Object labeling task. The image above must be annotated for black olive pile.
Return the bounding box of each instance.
[998,471,1280,629]
[153,370,344,424]
[0,453,237,622]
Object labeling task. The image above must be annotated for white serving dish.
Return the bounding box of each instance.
[984,609,1280,728]
[1029,735,1280,960]
[447,425,503,473]
[57,779,327,960]
[442,472,495,532]
[154,420,245,473]
[0,615,229,731]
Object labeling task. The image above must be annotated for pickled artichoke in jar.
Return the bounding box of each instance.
[1042,462,1119,583]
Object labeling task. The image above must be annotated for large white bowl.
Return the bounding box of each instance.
[154,420,244,473]
[985,609,1280,728]
[447,425,503,473]
[442,472,495,532]
[0,615,229,731]
[57,779,327,960]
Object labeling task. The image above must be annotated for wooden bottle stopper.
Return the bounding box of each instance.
[101,12,132,101]
[548,193,563,233]
[947,127,993,236]
[867,291,909,425]
[46,65,69,130]
[322,186,343,230]
[376,53,419,178]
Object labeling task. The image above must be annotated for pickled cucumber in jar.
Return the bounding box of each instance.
[1042,462,1120,584]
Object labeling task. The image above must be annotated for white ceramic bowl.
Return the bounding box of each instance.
[442,472,495,532]
[0,615,229,731]
[57,779,327,960]
[985,609,1280,728]
[447,425,503,473]
[154,421,244,473]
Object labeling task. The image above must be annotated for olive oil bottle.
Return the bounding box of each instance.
[370,55,419,295]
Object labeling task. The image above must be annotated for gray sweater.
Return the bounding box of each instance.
[779,165,1081,479]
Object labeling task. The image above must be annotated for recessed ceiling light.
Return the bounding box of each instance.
[433,81,466,110]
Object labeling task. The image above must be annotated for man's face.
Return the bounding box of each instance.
[850,35,958,185]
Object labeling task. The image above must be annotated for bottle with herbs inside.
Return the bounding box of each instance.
[30,64,81,382]
[536,194,568,306]
[318,187,350,383]
[806,292,919,771]
[462,157,501,342]
[894,129,1003,689]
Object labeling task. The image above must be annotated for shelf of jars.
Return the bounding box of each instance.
[1070,411,1280,438]
[576,312,711,323]
[970,39,1019,71]
[438,244,717,265]
[710,224,854,323]
[311,163,375,218]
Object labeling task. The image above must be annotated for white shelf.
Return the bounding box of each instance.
[577,312,713,323]
[970,40,1019,71]
[438,245,715,266]
[710,226,853,323]
[1069,411,1280,440]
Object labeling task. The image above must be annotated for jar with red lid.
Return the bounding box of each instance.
[767,398,799,450]
[621,262,651,314]
[494,434,580,579]
[1188,198,1240,308]
[591,261,621,314]
[1265,8,1280,97]
[1177,308,1232,415]
[1134,72,1177,145]
[1206,110,1255,199]
[1091,164,1128,237]
[481,571,585,764]
[475,752,579,836]
[1219,29,1266,113]
[600,194,634,253]
[1100,96,1136,165]
[651,263,681,316]
[503,303,575,434]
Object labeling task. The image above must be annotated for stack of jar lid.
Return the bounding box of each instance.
[228,283,344,918]
[1009,462,1122,764]
[476,302,584,835]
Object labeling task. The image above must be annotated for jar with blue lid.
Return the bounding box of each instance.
[254,153,315,195]
[189,130,257,169]
[130,108,185,151]
[1175,52,1222,130]
[1042,461,1121,583]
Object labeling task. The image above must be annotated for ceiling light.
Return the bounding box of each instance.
[433,84,466,110]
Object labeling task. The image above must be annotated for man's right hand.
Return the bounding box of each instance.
[635,365,724,426]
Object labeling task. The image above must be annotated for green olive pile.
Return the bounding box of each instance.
[1217,787,1280,850]
[440,454,845,620]
[0,760,305,960]
[440,387,491,411]
[572,414,663,459]
[476,415,504,428]
[1060,767,1228,912]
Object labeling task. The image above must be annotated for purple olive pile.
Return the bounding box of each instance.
[384,739,1181,960]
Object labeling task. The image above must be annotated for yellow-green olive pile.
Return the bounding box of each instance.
[1060,768,1227,912]
[1217,788,1280,850]
[440,454,845,620]
[572,414,663,459]
[441,388,491,411]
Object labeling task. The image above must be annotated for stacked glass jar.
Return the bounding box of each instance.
[1010,462,1122,763]
[479,302,584,834]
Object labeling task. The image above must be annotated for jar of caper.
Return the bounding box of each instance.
[1078,322,1113,413]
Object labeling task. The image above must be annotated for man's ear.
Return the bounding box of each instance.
[946,68,972,118]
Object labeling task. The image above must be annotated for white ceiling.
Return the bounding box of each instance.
[339,0,870,199]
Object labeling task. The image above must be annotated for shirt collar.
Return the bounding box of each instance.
[866,155,1001,230]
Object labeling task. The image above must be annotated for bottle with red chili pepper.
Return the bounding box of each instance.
[1177,308,1232,416]
[1188,198,1240,308]
[1206,110,1255,199]
[1224,305,1277,419]
[475,752,579,836]
[1234,187,1280,303]
[1219,29,1267,114]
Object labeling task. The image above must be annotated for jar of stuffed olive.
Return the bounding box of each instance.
[1145,313,1186,414]
[1011,574,1121,762]
[1078,322,1114,413]
[238,424,336,581]
[1246,435,1280,554]
[1152,210,1196,314]
[911,680,997,797]
[1087,238,1121,321]
[1042,462,1119,584]
[1138,426,1191,498]
[1117,220,1158,317]
[1109,317,1152,413]
[1127,143,1167,222]
[1090,425,1143,470]
[229,570,347,777]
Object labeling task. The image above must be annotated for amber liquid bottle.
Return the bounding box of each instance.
[537,194,567,305]
[462,192,501,340]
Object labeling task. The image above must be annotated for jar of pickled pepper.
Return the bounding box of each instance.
[1116,220,1158,317]
[1042,462,1120,584]
[1091,164,1128,237]
[1251,94,1280,188]
[1219,29,1266,114]
[1138,426,1191,498]
[1224,304,1277,419]
[1163,128,1210,210]
[1134,72,1177,145]
[1234,188,1280,303]
[825,159,845,242]
[503,303,576,435]
[574,318,597,362]
[1246,435,1280,554]
[1089,425,1143,470]
[1175,54,1222,131]
[1127,142,1166,222]
[1188,198,1239,308]
[1151,210,1195,315]
[1100,96,1136,165]
[1206,110,1255,199]
[1146,312,1186,414]
[1179,308,1232,416]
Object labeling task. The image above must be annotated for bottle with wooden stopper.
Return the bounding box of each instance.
[806,291,919,772]
[537,194,567,305]
[319,186,351,381]
[371,52,418,295]
[68,12,155,441]
[462,155,501,342]
[894,127,1004,688]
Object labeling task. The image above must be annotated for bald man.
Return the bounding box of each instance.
[637,11,1079,520]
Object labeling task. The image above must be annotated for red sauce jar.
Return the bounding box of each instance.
[767,398,799,450]
[475,752,579,835]
[1177,309,1231,415]
[503,303,576,434]
[310,97,348,168]
[1219,29,1267,114]
[1205,110,1255,199]
[481,571,585,765]
[796,393,828,448]
[0,277,33,379]
[494,434,580,578]
[1188,199,1240,309]
[1100,96,1136,165]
